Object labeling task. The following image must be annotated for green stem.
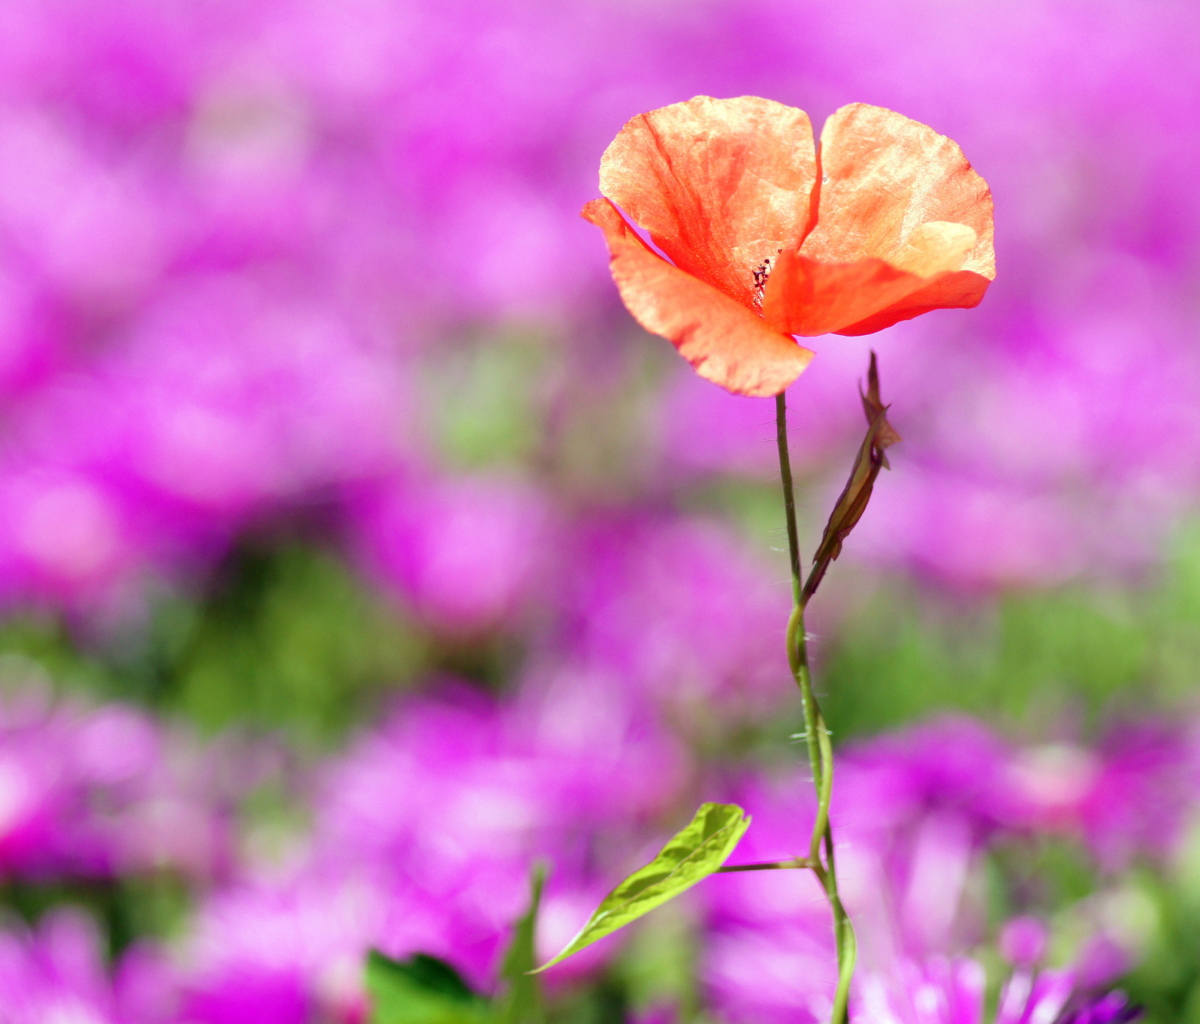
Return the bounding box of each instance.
[716,857,815,873]
[775,391,856,1024]
[811,701,835,862]
[787,608,824,843]
[824,827,857,1024]
[776,394,803,606]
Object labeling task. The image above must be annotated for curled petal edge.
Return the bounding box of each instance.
[763,221,991,337]
[583,198,814,398]
[833,269,991,335]
[805,102,996,281]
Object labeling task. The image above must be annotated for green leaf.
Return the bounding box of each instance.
[366,951,489,1024]
[497,863,546,1024]
[532,803,750,973]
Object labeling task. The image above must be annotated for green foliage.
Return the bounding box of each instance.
[614,899,700,1021]
[1107,876,1191,1024]
[535,803,750,973]
[498,865,545,1024]
[0,615,120,699]
[543,981,628,1024]
[426,333,552,470]
[806,517,1200,743]
[367,952,490,1024]
[1004,837,1099,911]
[170,544,424,743]
[368,865,546,1024]
[1117,826,1200,1024]
[819,581,1154,740]
[0,873,191,960]
[0,544,426,745]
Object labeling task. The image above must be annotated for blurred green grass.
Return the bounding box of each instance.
[0,543,424,747]
[5,514,1200,750]
[820,522,1200,741]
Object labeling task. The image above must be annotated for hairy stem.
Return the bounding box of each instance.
[775,391,857,1024]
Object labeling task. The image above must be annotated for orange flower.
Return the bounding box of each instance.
[583,97,994,397]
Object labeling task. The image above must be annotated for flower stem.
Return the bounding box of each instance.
[776,398,802,606]
[775,391,857,1024]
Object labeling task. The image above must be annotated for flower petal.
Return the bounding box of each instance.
[598,96,817,310]
[583,199,814,397]
[801,103,995,281]
[832,267,992,336]
[763,220,984,336]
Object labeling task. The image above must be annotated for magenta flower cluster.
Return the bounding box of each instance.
[0,0,1194,611]
[0,909,177,1024]
[0,673,1185,1022]
[0,679,236,882]
[0,1,1194,1023]
[703,716,1188,1023]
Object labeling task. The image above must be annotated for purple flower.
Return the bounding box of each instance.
[700,712,1181,1023]
[851,460,1089,589]
[995,968,1077,1024]
[702,718,1027,1019]
[181,681,687,1018]
[852,958,1135,1024]
[560,516,792,721]
[0,908,179,1024]
[0,0,1195,604]
[710,951,1138,1024]
[349,471,554,634]
[0,682,235,882]
[855,958,985,1024]
[655,339,905,482]
[1078,721,1199,870]
[1059,990,1141,1024]
[1004,722,1200,870]
[999,917,1049,969]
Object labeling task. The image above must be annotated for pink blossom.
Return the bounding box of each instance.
[0,682,235,882]
[182,682,686,1016]
[350,472,554,634]
[562,516,792,720]
[0,908,178,1024]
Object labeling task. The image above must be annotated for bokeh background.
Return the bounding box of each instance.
[0,1,1199,1021]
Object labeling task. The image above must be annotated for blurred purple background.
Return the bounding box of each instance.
[0,0,1195,608]
[0,1,1198,1023]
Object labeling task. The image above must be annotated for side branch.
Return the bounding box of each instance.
[716,857,815,873]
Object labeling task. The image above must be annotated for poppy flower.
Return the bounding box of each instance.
[583,96,994,397]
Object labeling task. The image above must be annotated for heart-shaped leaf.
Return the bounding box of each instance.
[533,802,750,972]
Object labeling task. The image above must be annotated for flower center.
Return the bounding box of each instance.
[752,249,782,309]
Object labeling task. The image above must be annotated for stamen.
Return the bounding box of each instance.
[752,248,784,309]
